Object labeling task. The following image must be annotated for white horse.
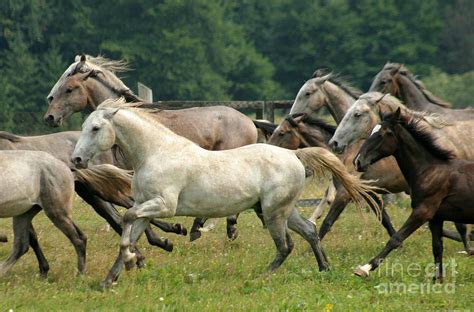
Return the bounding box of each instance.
[71,98,381,288]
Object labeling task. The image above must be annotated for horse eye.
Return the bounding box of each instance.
[305,92,311,96]
[92,126,100,132]
[354,112,362,118]
[66,87,73,93]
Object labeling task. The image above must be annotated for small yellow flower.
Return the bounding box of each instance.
[325,303,333,312]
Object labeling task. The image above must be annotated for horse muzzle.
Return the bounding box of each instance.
[44,114,63,127]
[353,154,368,172]
[71,156,89,169]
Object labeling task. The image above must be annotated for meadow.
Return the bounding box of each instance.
[0,184,472,311]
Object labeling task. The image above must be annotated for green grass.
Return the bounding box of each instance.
[1,194,472,311]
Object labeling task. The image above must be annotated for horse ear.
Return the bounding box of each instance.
[79,69,101,81]
[104,108,119,120]
[394,107,401,119]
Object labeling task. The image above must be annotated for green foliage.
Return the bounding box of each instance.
[423,68,474,108]
[0,0,471,134]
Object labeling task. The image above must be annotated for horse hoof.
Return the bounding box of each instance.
[227,228,239,241]
[163,240,174,252]
[124,254,137,271]
[319,264,330,272]
[189,231,202,242]
[354,264,372,277]
[179,225,188,236]
[136,256,146,268]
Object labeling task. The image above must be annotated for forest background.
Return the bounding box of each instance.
[0,0,472,133]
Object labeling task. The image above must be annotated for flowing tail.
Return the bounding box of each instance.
[73,164,134,208]
[294,147,382,219]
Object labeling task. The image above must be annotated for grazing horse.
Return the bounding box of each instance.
[369,63,474,120]
[288,72,407,239]
[44,54,258,241]
[354,108,474,280]
[71,98,381,288]
[0,150,87,277]
[0,131,186,263]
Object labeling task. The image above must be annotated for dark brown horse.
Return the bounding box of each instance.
[0,131,187,265]
[354,108,474,280]
[369,63,474,120]
[44,54,258,241]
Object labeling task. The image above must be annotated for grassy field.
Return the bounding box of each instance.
[0,186,473,311]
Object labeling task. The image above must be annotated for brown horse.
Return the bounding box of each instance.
[369,63,474,120]
[44,54,258,241]
[0,150,87,277]
[354,108,474,280]
[0,131,187,264]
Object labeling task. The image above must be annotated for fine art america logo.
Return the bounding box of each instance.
[375,258,457,294]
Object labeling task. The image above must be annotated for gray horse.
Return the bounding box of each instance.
[0,150,87,277]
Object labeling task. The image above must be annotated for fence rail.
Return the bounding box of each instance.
[151,100,293,122]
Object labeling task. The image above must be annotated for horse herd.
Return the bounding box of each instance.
[1,55,472,288]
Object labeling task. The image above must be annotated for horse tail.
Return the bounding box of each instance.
[294,147,382,219]
[73,164,134,208]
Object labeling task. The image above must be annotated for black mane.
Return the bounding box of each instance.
[395,115,455,160]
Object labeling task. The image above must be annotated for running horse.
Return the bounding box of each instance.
[0,150,87,277]
[71,98,382,288]
[44,54,258,241]
[354,108,474,280]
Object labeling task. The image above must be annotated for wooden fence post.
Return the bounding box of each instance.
[263,101,275,123]
[137,82,153,102]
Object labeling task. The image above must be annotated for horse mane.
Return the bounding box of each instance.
[0,131,22,142]
[361,92,450,129]
[290,113,336,135]
[76,54,130,73]
[388,112,456,160]
[383,63,451,108]
[312,69,363,99]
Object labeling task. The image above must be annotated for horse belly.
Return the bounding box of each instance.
[175,180,260,218]
[0,197,35,218]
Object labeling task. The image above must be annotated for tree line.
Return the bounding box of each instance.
[0,0,472,134]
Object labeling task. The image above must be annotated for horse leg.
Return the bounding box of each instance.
[429,220,445,282]
[226,215,239,241]
[318,187,351,240]
[75,182,150,265]
[144,227,173,252]
[288,208,329,271]
[254,203,266,228]
[264,211,293,272]
[368,193,397,237]
[120,197,176,272]
[354,205,433,277]
[43,209,87,275]
[190,218,206,242]
[0,208,40,277]
[150,219,187,236]
[309,177,336,223]
[454,223,474,255]
[29,224,50,278]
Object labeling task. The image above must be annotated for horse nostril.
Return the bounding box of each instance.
[45,115,54,122]
[48,96,53,103]
[73,157,82,165]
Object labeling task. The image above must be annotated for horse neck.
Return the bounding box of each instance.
[85,79,120,110]
[392,125,442,186]
[112,110,194,170]
[301,124,333,148]
[397,75,444,113]
[322,81,355,123]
